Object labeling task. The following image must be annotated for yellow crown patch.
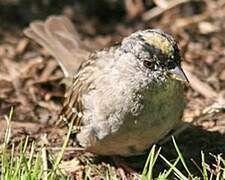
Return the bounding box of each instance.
[144,33,174,58]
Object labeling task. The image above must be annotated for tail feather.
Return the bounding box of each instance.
[24,16,88,77]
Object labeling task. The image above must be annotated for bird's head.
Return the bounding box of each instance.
[121,29,188,83]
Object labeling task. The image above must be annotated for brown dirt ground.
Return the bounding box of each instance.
[0,0,225,179]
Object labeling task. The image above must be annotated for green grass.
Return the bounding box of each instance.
[1,109,225,179]
[0,108,73,180]
[141,136,225,180]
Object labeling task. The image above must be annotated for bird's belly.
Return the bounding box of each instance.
[80,81,185,156]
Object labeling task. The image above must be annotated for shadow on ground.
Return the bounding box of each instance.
[95,125,225,176]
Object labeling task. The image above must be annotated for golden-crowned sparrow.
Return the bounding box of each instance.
[24,16,188,156]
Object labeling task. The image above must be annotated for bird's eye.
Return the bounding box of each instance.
[143,60,155,69]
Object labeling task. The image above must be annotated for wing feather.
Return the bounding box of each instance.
[57,71,93,129]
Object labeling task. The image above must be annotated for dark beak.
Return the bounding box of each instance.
[168,66,189,82]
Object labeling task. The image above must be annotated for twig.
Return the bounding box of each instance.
[183,63,217,99]
[142,0,194,21]
[173,1,225,29]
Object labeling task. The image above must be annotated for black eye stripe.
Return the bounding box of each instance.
[142,43,169,62]
[137,31,181,65]
[140,38,181,66]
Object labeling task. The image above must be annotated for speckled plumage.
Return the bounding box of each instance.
[24,16,187,156]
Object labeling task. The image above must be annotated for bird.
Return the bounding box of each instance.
[24,15,188,156]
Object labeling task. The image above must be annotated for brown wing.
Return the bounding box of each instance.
[57,77,83,129]
[57,56,96,129]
